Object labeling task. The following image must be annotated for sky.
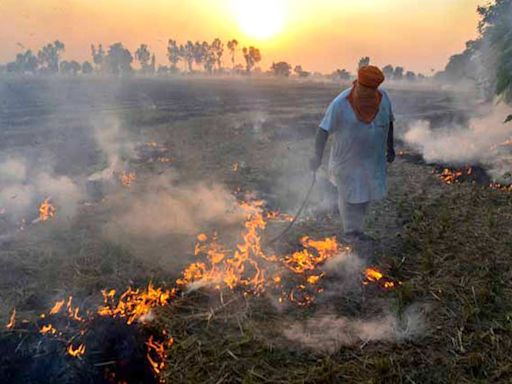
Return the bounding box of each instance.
[0,0,484,74]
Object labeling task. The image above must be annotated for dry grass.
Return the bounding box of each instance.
[155,170,512,383]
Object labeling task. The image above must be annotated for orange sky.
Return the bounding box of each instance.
[0,0,484,74]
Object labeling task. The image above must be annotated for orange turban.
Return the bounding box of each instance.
[357,65,385,89]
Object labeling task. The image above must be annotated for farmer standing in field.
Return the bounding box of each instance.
[311,65,395,242]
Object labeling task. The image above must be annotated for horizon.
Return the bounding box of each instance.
[1,0,483,74]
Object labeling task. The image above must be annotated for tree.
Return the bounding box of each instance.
[6,50,38,73]
[330,69,351,81]
[358,56,370,69]
[477,0,512,103]
[191,41,204,71]
[393,66,404,80]
[183,41,195,72]
[382,65,394,79]
[91,44,106,72]
[294,65,310,78]
[134,44,154,74]
[157,65,170,75]
[271,62,292,77]
[405,71,417,81]
[105,43,133,75]
[242,46,261,73]
[227,39,238,69]
[167,39,181,72]
[199,41,217,74]
[82,61,93,74]
[37,40,65,73]
[60,60,81,75]
[210,38,224,71]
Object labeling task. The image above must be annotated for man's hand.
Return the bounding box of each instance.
[386,148,395,163]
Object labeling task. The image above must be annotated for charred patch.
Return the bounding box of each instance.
[0,316,157,384]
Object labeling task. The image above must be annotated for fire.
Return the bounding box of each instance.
[49,299,65,315]
[177,200,274,294]
[363,267,399,289]
[12,195,402,381]
[67,343,86,358]
[284,236,340,274]
[119,171,136,187]
[266,210,294,222]
[97,283,175,325]
[490,182,512,192]
[40,324,58,335]
[6,308,16,329]
[437,167,466,184]
[232,162,240,172]
[364,267,383,282]
[39,198,56,221]
[177,200,349,307]
[146,335,173,375]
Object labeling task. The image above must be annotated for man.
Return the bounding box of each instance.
[311,65,395,242]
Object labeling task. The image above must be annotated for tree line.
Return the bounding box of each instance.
[2,38,426,82]
[0,38,263,76]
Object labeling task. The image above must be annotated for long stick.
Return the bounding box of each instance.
[266,172,317,245]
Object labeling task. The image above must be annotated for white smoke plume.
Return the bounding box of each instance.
[89,115,136,181]
[404,104,512,179]
[0,156,83,223]
[103,171,244,239]
[284,304,427,353]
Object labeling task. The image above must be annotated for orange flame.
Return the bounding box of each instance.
[146,335,169,375]
[40,324,58,335]
[177,200,347,307]
[49,299,65,315]
[39,199,56,221]
[120,171,136,187]
[363,267,399,289]
[67,343,86,358]
[97,283,175,325]
[6,309,16,329]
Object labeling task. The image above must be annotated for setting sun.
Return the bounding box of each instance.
[231,0,286,40]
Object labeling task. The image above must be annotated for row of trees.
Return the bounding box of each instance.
[3,40,426,83]
[267,57,426,81]
[326,57,425,82]
[1,38,263,76]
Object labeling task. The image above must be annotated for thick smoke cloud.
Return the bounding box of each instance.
[404,103,512,180]
[104,171,244,239]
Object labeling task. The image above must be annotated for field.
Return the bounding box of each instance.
[1,77,511,383]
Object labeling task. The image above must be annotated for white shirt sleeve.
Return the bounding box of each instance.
[319,99,338,132]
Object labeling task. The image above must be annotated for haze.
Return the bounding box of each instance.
[1,0,483,73]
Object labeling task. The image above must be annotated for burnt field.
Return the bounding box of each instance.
[1,77,511,383]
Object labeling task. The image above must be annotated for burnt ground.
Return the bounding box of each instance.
[0,77,511,383]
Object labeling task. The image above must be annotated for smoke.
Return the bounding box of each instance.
[284,304,427,353]
[104,171,243,239]
[89,115,136,181]
[280,249,427,352]
[0,156,83,224]
[404,103,512,180]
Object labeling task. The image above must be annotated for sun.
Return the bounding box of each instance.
[232,0,286,40]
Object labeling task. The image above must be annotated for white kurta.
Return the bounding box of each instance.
[319,87,394,204]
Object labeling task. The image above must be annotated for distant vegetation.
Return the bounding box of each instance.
[437,0,512,109]
[0,38,263,76]
[0,39,426,83]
